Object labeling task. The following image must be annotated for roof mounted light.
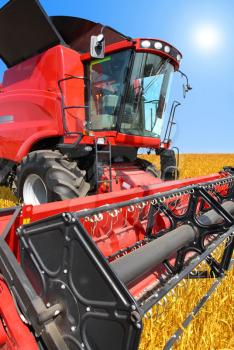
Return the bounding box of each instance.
[154,41,163,50]
[177,54,182,61]
[141,40,151,48]
[138,39,182,65]
[164,45,171,53]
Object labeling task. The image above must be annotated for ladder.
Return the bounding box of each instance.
[95,140,113,192]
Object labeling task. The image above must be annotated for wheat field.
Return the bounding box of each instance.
[139,153,234,350]
[0,154,233,350]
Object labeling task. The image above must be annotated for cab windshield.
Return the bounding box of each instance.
[88,50,174,138]
[121,53,174,137]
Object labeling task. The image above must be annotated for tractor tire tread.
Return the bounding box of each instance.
[16,150,90,203]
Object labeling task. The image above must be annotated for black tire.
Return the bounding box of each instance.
[0,159,14,186]
[16,150,90,204]
[136,158,161,178]
[160,149,179,180]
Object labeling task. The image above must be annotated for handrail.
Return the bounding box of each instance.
[163,100,181,143]
[58,74,90,136]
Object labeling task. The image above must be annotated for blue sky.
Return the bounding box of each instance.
[0,0,233,153]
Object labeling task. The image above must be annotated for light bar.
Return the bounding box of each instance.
[140,40,181,62]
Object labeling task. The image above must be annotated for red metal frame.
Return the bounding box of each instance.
[0,279,38,350]
[0,171,226,259]
[81,38,182,70]
[24,172,226,221]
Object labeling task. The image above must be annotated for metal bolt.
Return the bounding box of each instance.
[71,326,76,332]
[81,343,85,348]
[63,213,72,222]
[54,310,60,316]
[131,305,136,311]
[46,303,51,308]
[61,284,65,290]
[86,307,91,312]
[63,269,68,274]
[136,323,141,329]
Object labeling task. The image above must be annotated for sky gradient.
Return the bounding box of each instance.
[0,0,233,153]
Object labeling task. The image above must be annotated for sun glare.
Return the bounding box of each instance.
[194,24,222,53]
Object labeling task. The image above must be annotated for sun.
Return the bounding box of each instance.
[194,24,222,53]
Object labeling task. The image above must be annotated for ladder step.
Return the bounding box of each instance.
[95,140,113,192]
[96,151,111,154]
[97,180,112,184]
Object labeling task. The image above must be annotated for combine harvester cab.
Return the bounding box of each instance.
[0,169,233,349]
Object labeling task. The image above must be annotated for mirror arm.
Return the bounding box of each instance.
[178,70,192,98]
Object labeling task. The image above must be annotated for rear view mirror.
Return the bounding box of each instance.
[90,34,105,58]
[183,83,192,98]
[179,70,192,98]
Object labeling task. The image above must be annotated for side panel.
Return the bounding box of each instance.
[0,91,61,162]
[3,45,60,90]
[0,45,87,162]
[0,46,64,162]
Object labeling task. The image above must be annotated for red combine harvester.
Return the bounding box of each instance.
[0,1,233,350]
[0,0,185,204]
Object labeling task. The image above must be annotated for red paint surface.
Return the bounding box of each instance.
[0,280,38,350]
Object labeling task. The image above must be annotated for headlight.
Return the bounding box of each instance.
[154,41,163,50]
[141,40,151,48]
[177,54,182,61]
[164,45,171,53]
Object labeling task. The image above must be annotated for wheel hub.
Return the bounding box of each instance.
[23,174,48,205]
